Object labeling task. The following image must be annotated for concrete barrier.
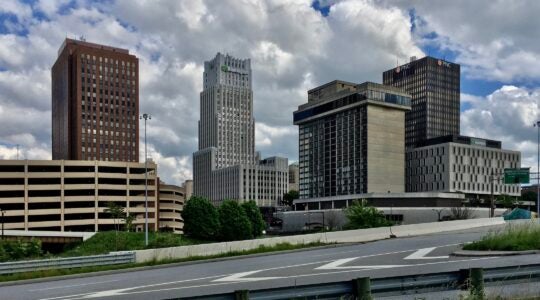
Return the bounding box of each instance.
[132,217,505,263]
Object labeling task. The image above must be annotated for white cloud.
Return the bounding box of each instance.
[400,0,540,82]
[0,0,438,185]
[461,85,540,172]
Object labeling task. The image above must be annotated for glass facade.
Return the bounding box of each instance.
[383,57,460,149]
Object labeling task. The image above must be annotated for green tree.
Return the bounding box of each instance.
[218,200,252,241]
[282,190,299,207]
[522,191,537,203]
[105,202,125,250]
[241,200,266,237]
[181,196,220,240]
[124,213,136,232]
[344,200,392,229]
[105,202,125,232]
[497,194,515,208]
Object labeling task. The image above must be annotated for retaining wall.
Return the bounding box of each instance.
[133,217,505,263]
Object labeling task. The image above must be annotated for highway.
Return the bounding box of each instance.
[2,225,540,300]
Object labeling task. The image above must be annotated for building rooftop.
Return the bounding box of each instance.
[58,38,130,56]
[415,135,502,149]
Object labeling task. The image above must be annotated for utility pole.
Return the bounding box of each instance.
[535,121,540,219]
[490,171,494,218]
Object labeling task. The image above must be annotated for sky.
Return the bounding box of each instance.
[0,0,538,185]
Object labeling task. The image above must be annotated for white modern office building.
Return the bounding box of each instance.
[193,53,288,206]
[406,135,521,198]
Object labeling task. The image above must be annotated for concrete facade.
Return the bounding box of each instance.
[294,81,411,199]
[0,160,157,232]
[193,53,288,207]
[406,136,521,198]
[288,163,299,192]
[158,184,184,234]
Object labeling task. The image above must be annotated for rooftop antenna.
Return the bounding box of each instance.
[79,35,86,42]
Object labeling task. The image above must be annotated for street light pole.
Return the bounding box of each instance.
[1,208,4,240]
[140,113,151,246]
[535,121,540,218]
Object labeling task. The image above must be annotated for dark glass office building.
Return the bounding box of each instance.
[383,56,460,149]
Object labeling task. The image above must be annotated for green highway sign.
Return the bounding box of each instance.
[504,168,530,184]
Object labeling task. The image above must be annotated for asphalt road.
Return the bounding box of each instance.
[2,225,540,300]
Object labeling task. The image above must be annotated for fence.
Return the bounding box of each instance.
[176,263,540,299]
[0,252,135,275]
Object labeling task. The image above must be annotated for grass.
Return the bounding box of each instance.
[463,222,540,251]
[60,231,204,257]
[0,241,327,283]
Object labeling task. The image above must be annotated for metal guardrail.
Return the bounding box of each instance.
[177,263,540,300]
[0,252,135,275]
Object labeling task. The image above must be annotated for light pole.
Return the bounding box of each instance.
[535,121,540,218]
[1,208,4,240]
[140,113,151,246]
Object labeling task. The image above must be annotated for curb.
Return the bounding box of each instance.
[452,249,540,257]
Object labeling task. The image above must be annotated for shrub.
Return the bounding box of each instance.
[344,200,392,229]
[182,196,220,240]
[0,239,42,262]
[218,200,252,241]
[241,200,266,237]
[449,206,475,220]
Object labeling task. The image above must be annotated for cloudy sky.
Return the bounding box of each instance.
[0,0,538,185]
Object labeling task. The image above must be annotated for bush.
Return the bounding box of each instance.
[0,239,42,262]
[344,200,392,229]
[218,200,252,241]
[241,200,266,237]
[182,196,220,240]
[449,206,475,220]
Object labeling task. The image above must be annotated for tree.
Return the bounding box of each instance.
[241,200,266,237]
[522,191,537,203]
[282,190,299,207]
[124,213,136,232]
[105,202,125,233]
[105,202,125,250]
[218,200,252,241]
[497,194,515,208]
[344,200,392,229]
[181,196,220,240]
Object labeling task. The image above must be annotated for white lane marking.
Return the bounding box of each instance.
[58,257,499,299]
[404,247,449,260]
[307,242,460,258]
[39,275,225,300]
[316,257,406,270]
[30,280,121,292]
[213,270,283,282]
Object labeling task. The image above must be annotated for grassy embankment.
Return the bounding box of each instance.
[464,222,540,251]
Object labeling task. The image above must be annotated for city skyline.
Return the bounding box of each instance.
[0,0,538,185]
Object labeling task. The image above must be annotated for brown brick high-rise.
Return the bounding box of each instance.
[52,38,139,162]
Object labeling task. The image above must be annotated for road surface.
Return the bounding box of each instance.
[1,225,540,300]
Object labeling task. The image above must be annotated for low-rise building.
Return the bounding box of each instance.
[158,184,184,234]
[0,160,158,232]
[406,135,521,199]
